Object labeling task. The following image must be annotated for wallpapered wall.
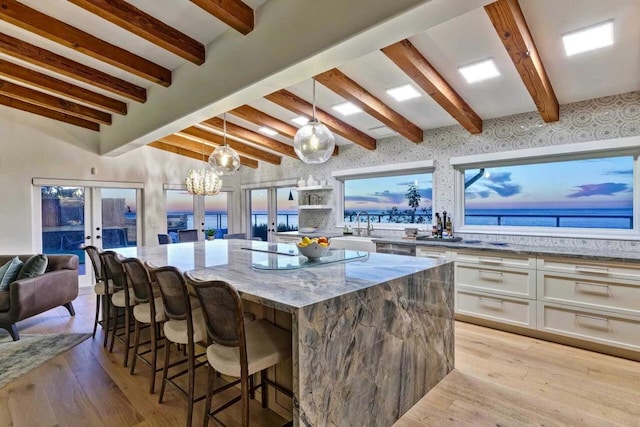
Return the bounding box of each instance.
[241,90,640,251]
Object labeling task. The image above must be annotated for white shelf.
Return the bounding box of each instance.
[295,186,332,191]
[297,205,333,210]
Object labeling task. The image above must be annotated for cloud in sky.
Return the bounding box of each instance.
[486,183,522,197]
[567,182,629,198]
[606,169,633,175]
[485,172,513,184]
[345,195,383,203]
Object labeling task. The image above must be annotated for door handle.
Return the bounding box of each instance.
[85,236,91,240]
[96,235,101,239]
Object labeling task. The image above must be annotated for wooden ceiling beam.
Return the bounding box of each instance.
[0,94,99,130]
[180,126,281,165]
[0,0,171,86]
[381,40,483,134]
[190,0,254,35]
[0,80,111,125]
[315,68,423,143]
[201,117,298,159]
[485,0,559,122]
[0,33,146,102]
[230,105,298,138]
[67,0,206,65]
[0,78,111,124]
[265,90,376,151]
[156,134,259,168]
[0,59,127,114]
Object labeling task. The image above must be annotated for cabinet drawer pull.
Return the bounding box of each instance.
[479,296,503,304]
[575,282,610,295]
[479,257,503,264]
[575,265,610,275]
[575,313,610,330]
[479,270,504,281]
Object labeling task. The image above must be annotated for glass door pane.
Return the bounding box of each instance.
[250,189,268,241]
[101,188,137,249]
[41,186,89,275]
[276,187,298,233]
[204,192,228,239]
[166,189,194,243]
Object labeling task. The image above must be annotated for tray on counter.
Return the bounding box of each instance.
[415,236,462,242]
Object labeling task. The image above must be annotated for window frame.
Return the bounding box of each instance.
[450,136,640,239]
[332,160,435,230]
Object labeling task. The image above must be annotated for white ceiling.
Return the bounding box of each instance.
[0,0,638,158]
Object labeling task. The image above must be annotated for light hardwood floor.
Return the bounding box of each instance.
[1,289,639,427]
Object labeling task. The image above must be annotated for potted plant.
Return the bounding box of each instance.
[206,228,216,240]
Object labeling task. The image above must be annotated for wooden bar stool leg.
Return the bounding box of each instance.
[159,340,171,404]
[130,319,141,375]
[103,295,111,348]
[187,341,195,427]
[149,321,158,394]
[109,305,119,353]
[123,306,132,367]
[202,365,214,427]
[261,369,268,408]
[92,294,100,338]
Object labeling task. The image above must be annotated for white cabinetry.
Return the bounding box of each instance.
[276,234,301,244]
[536,257,640,351]
[415,246,453,261]
[454,250,537,329]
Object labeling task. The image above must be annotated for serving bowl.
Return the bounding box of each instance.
[404,227,419,237]
[296,242,330,260]
[299,227,317,233]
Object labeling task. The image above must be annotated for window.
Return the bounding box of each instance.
[463,156,634,229]
[204,193,228,239]
[451,136,640,237]
[166,189,194,242]
[333,161,434,228]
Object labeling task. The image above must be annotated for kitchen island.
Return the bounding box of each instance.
[115,239,454,426]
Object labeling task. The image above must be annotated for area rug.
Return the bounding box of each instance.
[0,333,92,389]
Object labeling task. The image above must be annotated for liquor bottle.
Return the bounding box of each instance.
[436,213,443,238]
[442,211,448,236]
[446,216,453,238]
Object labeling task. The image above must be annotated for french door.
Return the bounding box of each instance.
[35,179,141,286]
[246,185,298,242]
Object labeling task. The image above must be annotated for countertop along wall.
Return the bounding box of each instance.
[241,90,640,252]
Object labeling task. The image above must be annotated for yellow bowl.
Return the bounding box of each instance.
[296,242,330,260]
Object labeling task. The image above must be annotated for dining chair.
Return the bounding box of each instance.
[184,272,293,427]
[157,233,171,245]
[121,257,166,394]
[178,229,199,243]
[222,233,246,240]
[83,245,113,340]
[147,265,208,427]
[101,250,137,367]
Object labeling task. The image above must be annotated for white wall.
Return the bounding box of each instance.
[0,105,238,254]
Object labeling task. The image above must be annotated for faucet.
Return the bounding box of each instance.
[354,211,372,237]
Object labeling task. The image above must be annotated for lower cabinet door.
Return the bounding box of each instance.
[456,289,536,328]
[537,302,640,351]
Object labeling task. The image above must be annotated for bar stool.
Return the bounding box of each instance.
[121,257,166,394]
[184,272,293,427]
[101,250,137,367]
[83,245,113,341]
[148,265,208,427]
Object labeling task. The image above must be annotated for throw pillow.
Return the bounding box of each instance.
[0,257,24,292]
[17,254,49,280]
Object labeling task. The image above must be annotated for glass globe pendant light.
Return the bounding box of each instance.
[185,134,222,196]
[208,113,240,176]
[293,77,335,164]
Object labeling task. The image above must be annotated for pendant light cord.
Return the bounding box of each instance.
[223,112,227,147]
[312,77,317,120]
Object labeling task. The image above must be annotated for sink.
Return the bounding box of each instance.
[330,236,376,252]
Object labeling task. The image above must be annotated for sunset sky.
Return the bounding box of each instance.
[464,156,634,210]
[344,173,433,212]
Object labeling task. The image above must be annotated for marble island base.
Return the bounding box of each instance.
[293,262,454,426]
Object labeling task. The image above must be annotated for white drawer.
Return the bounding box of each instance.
[416,247,450,260]
[456,264,536,299]
[538,273,640,316]
[455,250,536,269]
[537,303,640,351]
[455,290,536,328]
[537,257,640,281]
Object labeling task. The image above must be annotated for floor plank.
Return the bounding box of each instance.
[1,289,639,426]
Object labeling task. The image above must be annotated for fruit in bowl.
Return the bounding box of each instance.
[296,236,330,260]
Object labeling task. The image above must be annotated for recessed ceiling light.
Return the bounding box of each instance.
[332,102,362,116]
[458,59,500,84]
[369,125,396,137]
[386,84,421,102]
[291,116,309,126]
[258,126,278,136]
[562,20,613,57]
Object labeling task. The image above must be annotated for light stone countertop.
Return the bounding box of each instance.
[114,239,447,313]
[372,237,640,263]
